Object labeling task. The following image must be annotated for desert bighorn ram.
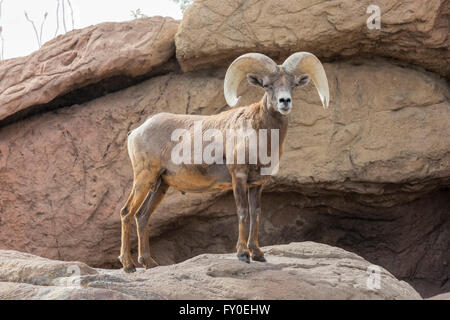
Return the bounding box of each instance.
[119,52,330,272]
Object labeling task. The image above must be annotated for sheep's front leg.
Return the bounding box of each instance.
[248,185,265,262]
[231,170,251,263]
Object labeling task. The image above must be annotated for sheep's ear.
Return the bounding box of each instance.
[247,73,264,87]
[295,74,311,87]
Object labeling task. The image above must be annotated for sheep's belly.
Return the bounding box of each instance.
[163,163,233,193]
[162,163,270,193]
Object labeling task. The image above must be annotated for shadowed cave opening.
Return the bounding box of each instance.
[114,187,450,298]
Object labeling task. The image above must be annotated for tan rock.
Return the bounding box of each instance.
[0,243,422,300]
[0,17,179,123]
[428,292,450,300]
[175,0,450,76]
[0,250,97,286]
[0,282,136,300]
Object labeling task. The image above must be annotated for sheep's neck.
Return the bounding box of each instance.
[247,94,289,152]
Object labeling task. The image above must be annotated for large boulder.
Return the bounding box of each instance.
[175,0,450,76]
[0,17,179,124]
[0,243,422,300]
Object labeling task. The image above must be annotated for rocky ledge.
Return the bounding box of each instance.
[0,242,423,300]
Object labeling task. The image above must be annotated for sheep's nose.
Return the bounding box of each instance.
[279,98,291,106]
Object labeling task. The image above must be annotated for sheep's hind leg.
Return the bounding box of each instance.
[135,170,168,269]
[119,188,137,273]
[119,170,153,273]
[248,185,265,262]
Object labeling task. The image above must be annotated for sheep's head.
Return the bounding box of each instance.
[246,70,311,115]
[224,52,330,115]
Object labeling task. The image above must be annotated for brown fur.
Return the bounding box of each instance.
[119,71,309,272]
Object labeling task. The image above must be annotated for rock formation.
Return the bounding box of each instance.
[0,0,449,299]
[0,17,179,125]
[0,243,422,300]
[176,0,450,76]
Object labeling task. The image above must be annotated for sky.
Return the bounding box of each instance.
[0,0,183,59]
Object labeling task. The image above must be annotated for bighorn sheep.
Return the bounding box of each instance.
[119,52,330,273]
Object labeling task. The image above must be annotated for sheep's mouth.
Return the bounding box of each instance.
[278,106,291,115]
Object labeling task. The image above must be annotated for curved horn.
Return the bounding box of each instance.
[282,52,330,109]
[224,53,278,107]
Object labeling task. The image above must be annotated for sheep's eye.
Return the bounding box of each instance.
[264,84,273,90]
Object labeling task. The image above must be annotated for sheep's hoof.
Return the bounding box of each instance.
[123,265,136,273]
[252,255,266,262]
[237,252,250,264]
[118,255,136,273]
[138,255,159,269]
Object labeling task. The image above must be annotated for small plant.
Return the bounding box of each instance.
[25,11,48,49]
[55,0,75,36]
[173,0,193,13]
[0,25,4,61]
[0,0,4,60]
[23,0,75,51]
[131,8,147,19]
